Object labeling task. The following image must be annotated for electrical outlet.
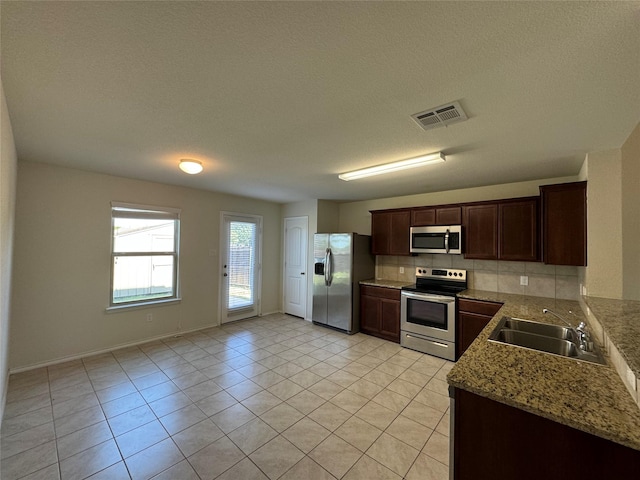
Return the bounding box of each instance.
[399,266,404,274]
[146,313,153,322]
[520,276,529,286]
[582,284,588,296]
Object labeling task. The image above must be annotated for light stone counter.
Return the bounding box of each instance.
[448,289,640,451]
[582,296,640,377]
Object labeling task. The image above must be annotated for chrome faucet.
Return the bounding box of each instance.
[542,308,593,352]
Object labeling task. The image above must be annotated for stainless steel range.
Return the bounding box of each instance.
[401,267,467,361]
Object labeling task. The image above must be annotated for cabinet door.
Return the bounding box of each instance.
[371,212,392,255]
[458,312,493,357]
[436,206,462,225]
[499,199,539,262]
[411,206,462,226]
[540,182,587,266]
[463,204,498,259]
[389,210,411,255]
[411,207,436,226]
[371,210,410,255]
[360,294,380,334]
[380,297,401,343]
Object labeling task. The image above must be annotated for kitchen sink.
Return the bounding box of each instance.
[488,316,606,365]
[500,317,576,341]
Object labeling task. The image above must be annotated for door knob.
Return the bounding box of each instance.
[223,273,228,277]
[301,272,305,275]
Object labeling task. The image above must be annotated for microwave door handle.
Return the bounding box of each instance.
[445,229,450,254]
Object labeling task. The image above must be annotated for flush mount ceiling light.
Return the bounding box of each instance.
[179,159,203,175]
[338,152,446,181]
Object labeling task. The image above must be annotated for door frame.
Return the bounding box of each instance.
[283,216,309,319]
[219,211,263,324]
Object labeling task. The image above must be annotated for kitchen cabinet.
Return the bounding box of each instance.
[540,181,587,266]
[463,197,539,261]
[498,197,539,262]
[411,205,462,226]
[457,298,503,358]
[462,203,498,259]
[452,388,640,480]
[370,209,411,256]
[360,285,401,343]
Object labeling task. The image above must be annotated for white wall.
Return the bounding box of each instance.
[583,149,624,299]
[11,162,282,370]
[621,123,640,301]
[317,200,339,233]
[0,80,18,425]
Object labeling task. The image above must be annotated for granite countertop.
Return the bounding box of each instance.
[360,279,410,289]
[449,289,640,451]
[582,296,640,377]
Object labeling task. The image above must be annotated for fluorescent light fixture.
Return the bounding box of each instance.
[338,152,445,181]
[179,159,203,175]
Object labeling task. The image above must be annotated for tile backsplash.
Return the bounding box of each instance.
[376,254,580,300]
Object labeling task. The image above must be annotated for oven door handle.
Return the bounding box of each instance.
[401,291,456,304]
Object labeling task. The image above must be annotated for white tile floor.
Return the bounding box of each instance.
[1,314,451,480]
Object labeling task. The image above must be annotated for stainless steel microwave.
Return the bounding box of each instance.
[410,225,463,254]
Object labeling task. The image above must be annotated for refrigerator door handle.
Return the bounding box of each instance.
[325,248,333,286]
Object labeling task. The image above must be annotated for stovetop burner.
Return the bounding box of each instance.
[402,267,468,296]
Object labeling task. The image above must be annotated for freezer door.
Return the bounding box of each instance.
[312,234,329,325]
[327,234,353,331]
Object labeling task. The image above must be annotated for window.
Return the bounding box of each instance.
[110,203,180,307]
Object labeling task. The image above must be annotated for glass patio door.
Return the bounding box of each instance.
[220,213,262,323]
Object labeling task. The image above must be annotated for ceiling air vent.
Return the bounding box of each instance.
[411,101,468,131]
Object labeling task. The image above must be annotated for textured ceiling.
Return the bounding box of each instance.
[1,1,639,203]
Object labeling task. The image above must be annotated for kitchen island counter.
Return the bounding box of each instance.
[448,289,640,451]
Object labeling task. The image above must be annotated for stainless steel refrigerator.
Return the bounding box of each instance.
[312,233,375,334]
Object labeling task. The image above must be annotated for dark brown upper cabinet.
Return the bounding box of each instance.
[540,181,587,266]
[463,197,539,261]
[411,206,462,226]
[370,208,411,256]
[499,198,539,262]
[463,203,499,259]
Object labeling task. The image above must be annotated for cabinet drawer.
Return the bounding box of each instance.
[361,285,401,300]
[458,298,503,316]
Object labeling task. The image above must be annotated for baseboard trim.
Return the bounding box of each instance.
[0,368,9,429]
[9,322,219,374]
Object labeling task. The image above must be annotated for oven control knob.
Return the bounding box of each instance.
[448,272,452,276]
[453,272,457,276]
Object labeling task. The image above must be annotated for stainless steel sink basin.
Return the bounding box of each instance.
[493,329,579,357]
[501,317,576,341]
[488,317,606,365]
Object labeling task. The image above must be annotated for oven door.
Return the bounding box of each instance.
[400,291,456,343]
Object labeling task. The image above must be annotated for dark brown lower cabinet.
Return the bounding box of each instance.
[453,388,640,480]
[360,285,400,343]
[457,298,503,358]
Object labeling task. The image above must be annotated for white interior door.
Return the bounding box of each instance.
[284,216,308,318]
[220,213,262,324]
